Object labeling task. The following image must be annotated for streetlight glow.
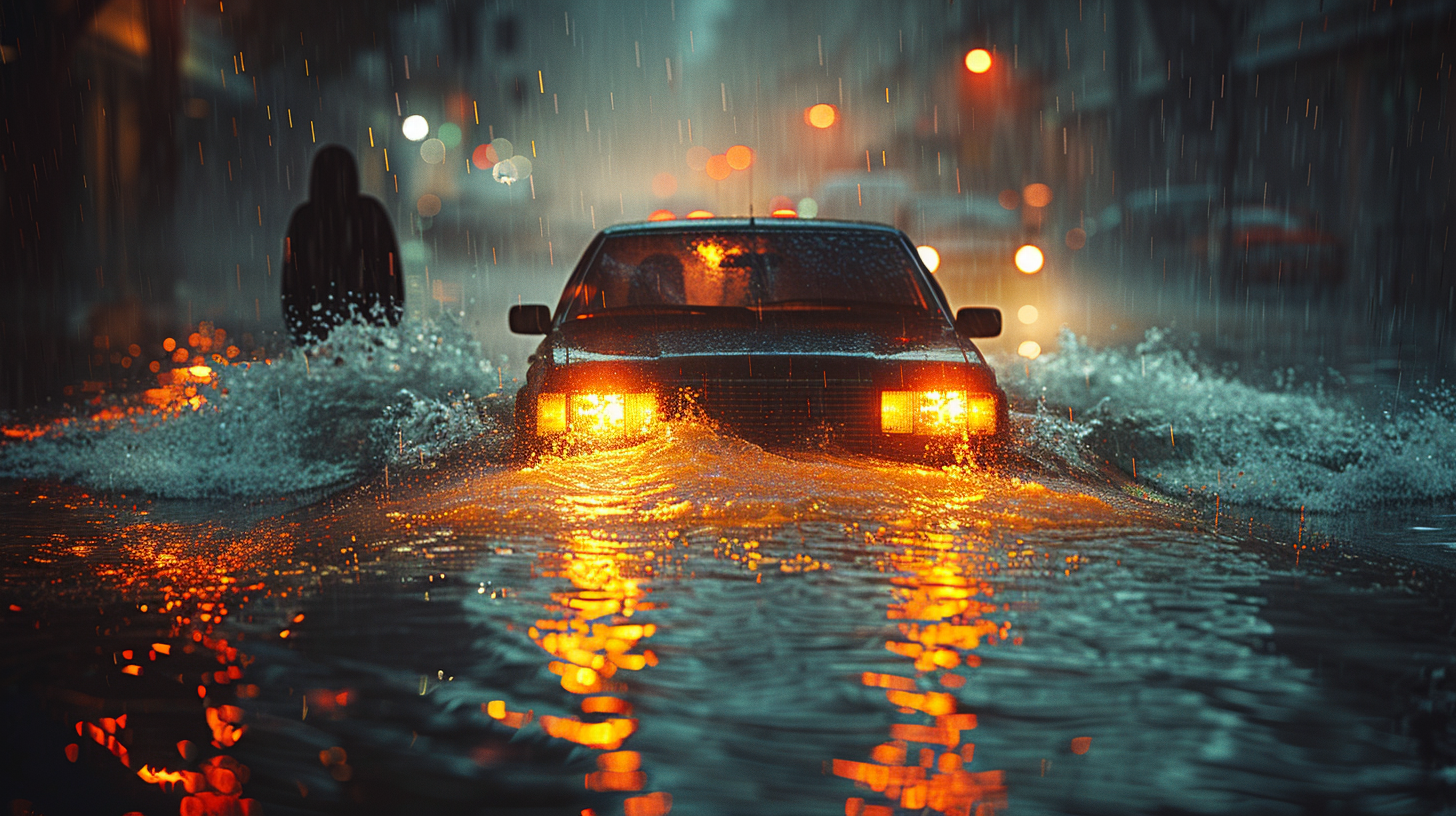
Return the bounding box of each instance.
[402,115,429,141]
[805,103,838,129]
[917,245,941,273]
[1015,244,1045,274]
[965,49,992,74]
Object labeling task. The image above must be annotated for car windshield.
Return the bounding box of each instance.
[560,228,938,319]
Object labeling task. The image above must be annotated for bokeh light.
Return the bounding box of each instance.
[797,197,819,218]
[805,103,837,129]
[1017,304,1039,324]
[965,49,992,73]
[416,194,442,217]
[437,122,462,148]
[725,145,754,170]
[1014,244,1045,273]
[1065,227,1087,250]
[998,189,1019,210]
[490,137,514,162]
[402,115,429,141]
[648,209,676,221]
[420,138,446,164]
[768,194,794,212]
[491,155,531,185]
[1023,183,1053,208]
[685,210,714,219]
[704,155,731,181]
[916,245,941,273]
[771,208,797,218]
[491,158,520,185]
[651,172,678,198]
[685,145,711,171]
[1018,340,1042,359]
[471,143,494,169]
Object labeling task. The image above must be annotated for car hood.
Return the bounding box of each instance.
[548,312,973,364]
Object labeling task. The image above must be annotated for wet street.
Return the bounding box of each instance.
[4,409,1454,815]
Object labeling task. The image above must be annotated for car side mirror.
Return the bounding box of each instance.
[954,307,1002,338]
[509,304,552,335]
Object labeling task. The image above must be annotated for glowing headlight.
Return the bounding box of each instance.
[880,391,996,436]
[537,392,657,437]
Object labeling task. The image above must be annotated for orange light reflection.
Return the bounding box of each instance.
[1,321,265,441]
[34,499,323,815]
[832,530,1014,815]
[513,533,669,799]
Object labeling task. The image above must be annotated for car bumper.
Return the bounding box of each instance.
[513,356,1010,461]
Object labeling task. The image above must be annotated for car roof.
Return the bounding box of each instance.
[598,218,908,237]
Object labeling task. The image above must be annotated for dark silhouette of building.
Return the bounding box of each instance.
[281,146,403,344]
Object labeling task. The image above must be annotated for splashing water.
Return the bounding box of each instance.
[998,327,1456,513]
[0,318,500,498]
[5,321,1455,513]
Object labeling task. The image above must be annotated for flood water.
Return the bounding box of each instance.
[3,326,1455,815]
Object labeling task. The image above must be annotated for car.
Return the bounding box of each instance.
[1196,205,1345,288]
[506,218,1010,461]
[897,194,1052,358]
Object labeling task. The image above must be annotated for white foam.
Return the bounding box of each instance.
[0,318,498,498]
[996,327,1456,512]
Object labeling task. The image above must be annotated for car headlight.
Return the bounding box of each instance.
[880,390,996,435]
[537,392,658,437]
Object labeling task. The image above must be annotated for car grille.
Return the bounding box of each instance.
[667,377,879,440]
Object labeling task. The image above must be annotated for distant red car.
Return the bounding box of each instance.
[1199,206,1345,287]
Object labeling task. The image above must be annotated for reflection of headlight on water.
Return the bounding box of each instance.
[538,393,657,437]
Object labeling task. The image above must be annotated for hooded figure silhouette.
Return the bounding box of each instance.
[281,146,403,344]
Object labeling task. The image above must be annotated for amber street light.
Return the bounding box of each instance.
[964,49,992,74]
[1014,245,1044,274]
[804,103,838,129]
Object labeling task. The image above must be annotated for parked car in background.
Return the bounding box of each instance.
[1094,184,1220,257]
[897,194,1052,356]
[814,171,913,226]
[1198,205,1346,288]
[899,194,1021,280]
[813,173,1062,359]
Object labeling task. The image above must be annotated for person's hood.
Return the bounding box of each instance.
[309,145,359,203]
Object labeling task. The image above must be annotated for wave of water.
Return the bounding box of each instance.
[996,326,1456,513]
[3,322,1454,512]
[0,318,499,498]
